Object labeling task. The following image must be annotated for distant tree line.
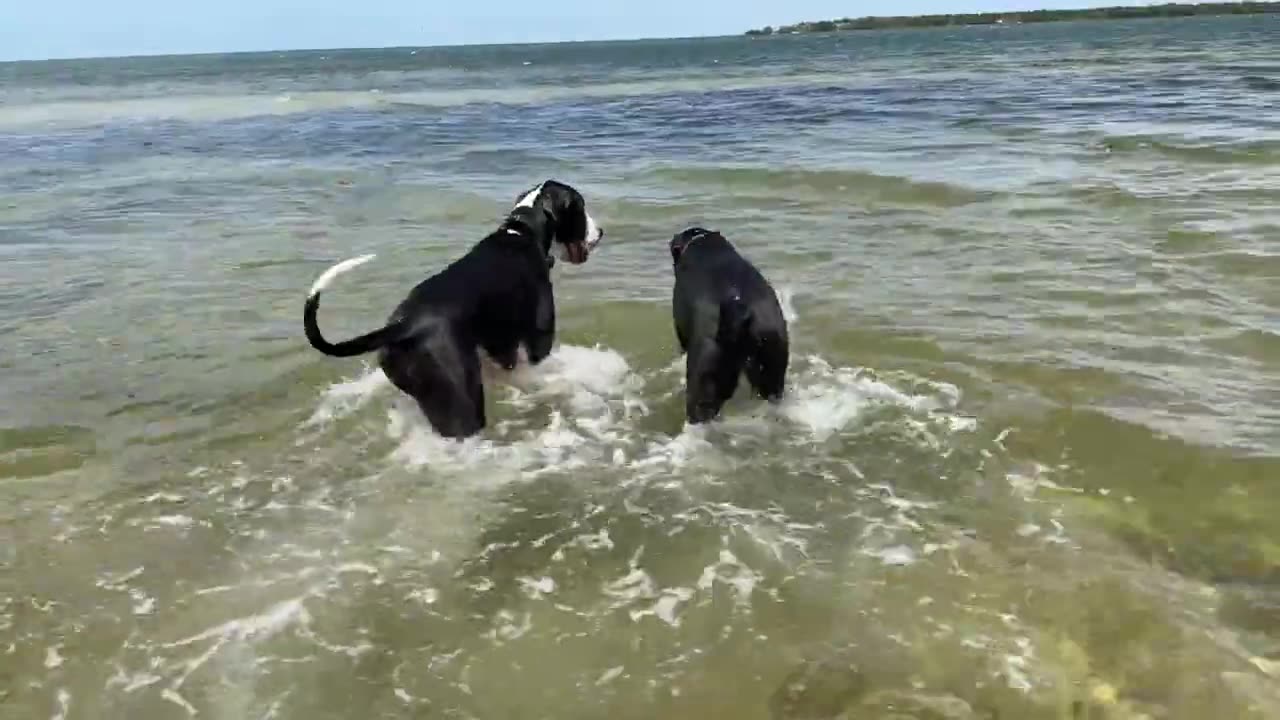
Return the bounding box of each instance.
[745,2,1279,35]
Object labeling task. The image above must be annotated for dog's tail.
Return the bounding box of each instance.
[303,254,405,358]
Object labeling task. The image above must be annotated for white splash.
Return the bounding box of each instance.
[604,567,657,605]
[51,689,71,720]
[95,566,144,592]
[130,588,156,616]
[776,355,967,441]
[141,491,186,504]
[188,599,304,644]
[596,666,625,685]
[630,588,696,627]
[488,610,534,642]
[161,688,198,715]
[151,515,194,528]
[407,588,439,606]
[627,424,715,476]
[551,530,614,561]
[303,366,390,427]
[1006,464,1082,500]
[696,549,761,607]
[109,671,163,693]
[1001,640,1037,693]
[388,344,644,477]
[865,544,918,567]
[501,343,641,414]
[518,576,557,599]
[599,547,695,627]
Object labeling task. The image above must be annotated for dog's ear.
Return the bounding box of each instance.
[542,180,604,264]
[509,181,567,257]
[669,231,687,264]
[538,180,587,247]
[511,180,601,264]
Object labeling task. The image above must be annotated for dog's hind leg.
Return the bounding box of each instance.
[685,338,742,424]
[389,330,487,440]
[745,326,788,403]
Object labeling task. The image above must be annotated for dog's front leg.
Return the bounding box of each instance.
[527,279,556,364]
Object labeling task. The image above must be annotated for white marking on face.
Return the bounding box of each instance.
[584,212,602,250]
[515,183,545,209]
[309,254,376,297]
[554,209,603,263]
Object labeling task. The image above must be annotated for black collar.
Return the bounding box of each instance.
[499,212,555,268]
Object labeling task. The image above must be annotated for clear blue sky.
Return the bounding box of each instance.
[2,0,1189,61]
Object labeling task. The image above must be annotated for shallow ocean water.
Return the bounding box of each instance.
[2,15,1280,719]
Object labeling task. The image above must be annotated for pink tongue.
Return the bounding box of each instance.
[569,243,588,264]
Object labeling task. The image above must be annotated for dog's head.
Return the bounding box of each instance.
[511,180,604,265]
[670,226,718,266]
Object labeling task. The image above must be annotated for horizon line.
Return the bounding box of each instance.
[2,31,728,65]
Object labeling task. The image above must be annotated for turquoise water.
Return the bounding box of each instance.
[2,15,1280,719]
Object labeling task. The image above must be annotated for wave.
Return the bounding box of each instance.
[23,296,1280,719]
[643,166,992,208]
[0,424,97,482]
[0,72,859,131]
[1240,74,1280,91]
[83,334,1280,719]
[1205,327,1280,365]
[1096,133,1280,164]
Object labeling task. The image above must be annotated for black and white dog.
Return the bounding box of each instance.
[303,180,604,439]
[670,227,789,424]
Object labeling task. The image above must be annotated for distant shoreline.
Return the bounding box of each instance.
[3,5,1272,65]
[745,1,1279,35]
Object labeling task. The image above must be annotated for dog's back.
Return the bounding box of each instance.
[670,228,789,423]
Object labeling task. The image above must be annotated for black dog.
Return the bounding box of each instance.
[669,227,789,424]
[303,180,604,439]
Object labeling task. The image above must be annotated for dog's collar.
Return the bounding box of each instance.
[501,216,532,236]
[674,230,711,256]
[499,212,542,242]
[499,215,556,268]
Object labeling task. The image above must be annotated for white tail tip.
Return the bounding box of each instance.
[309,254,376,297]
